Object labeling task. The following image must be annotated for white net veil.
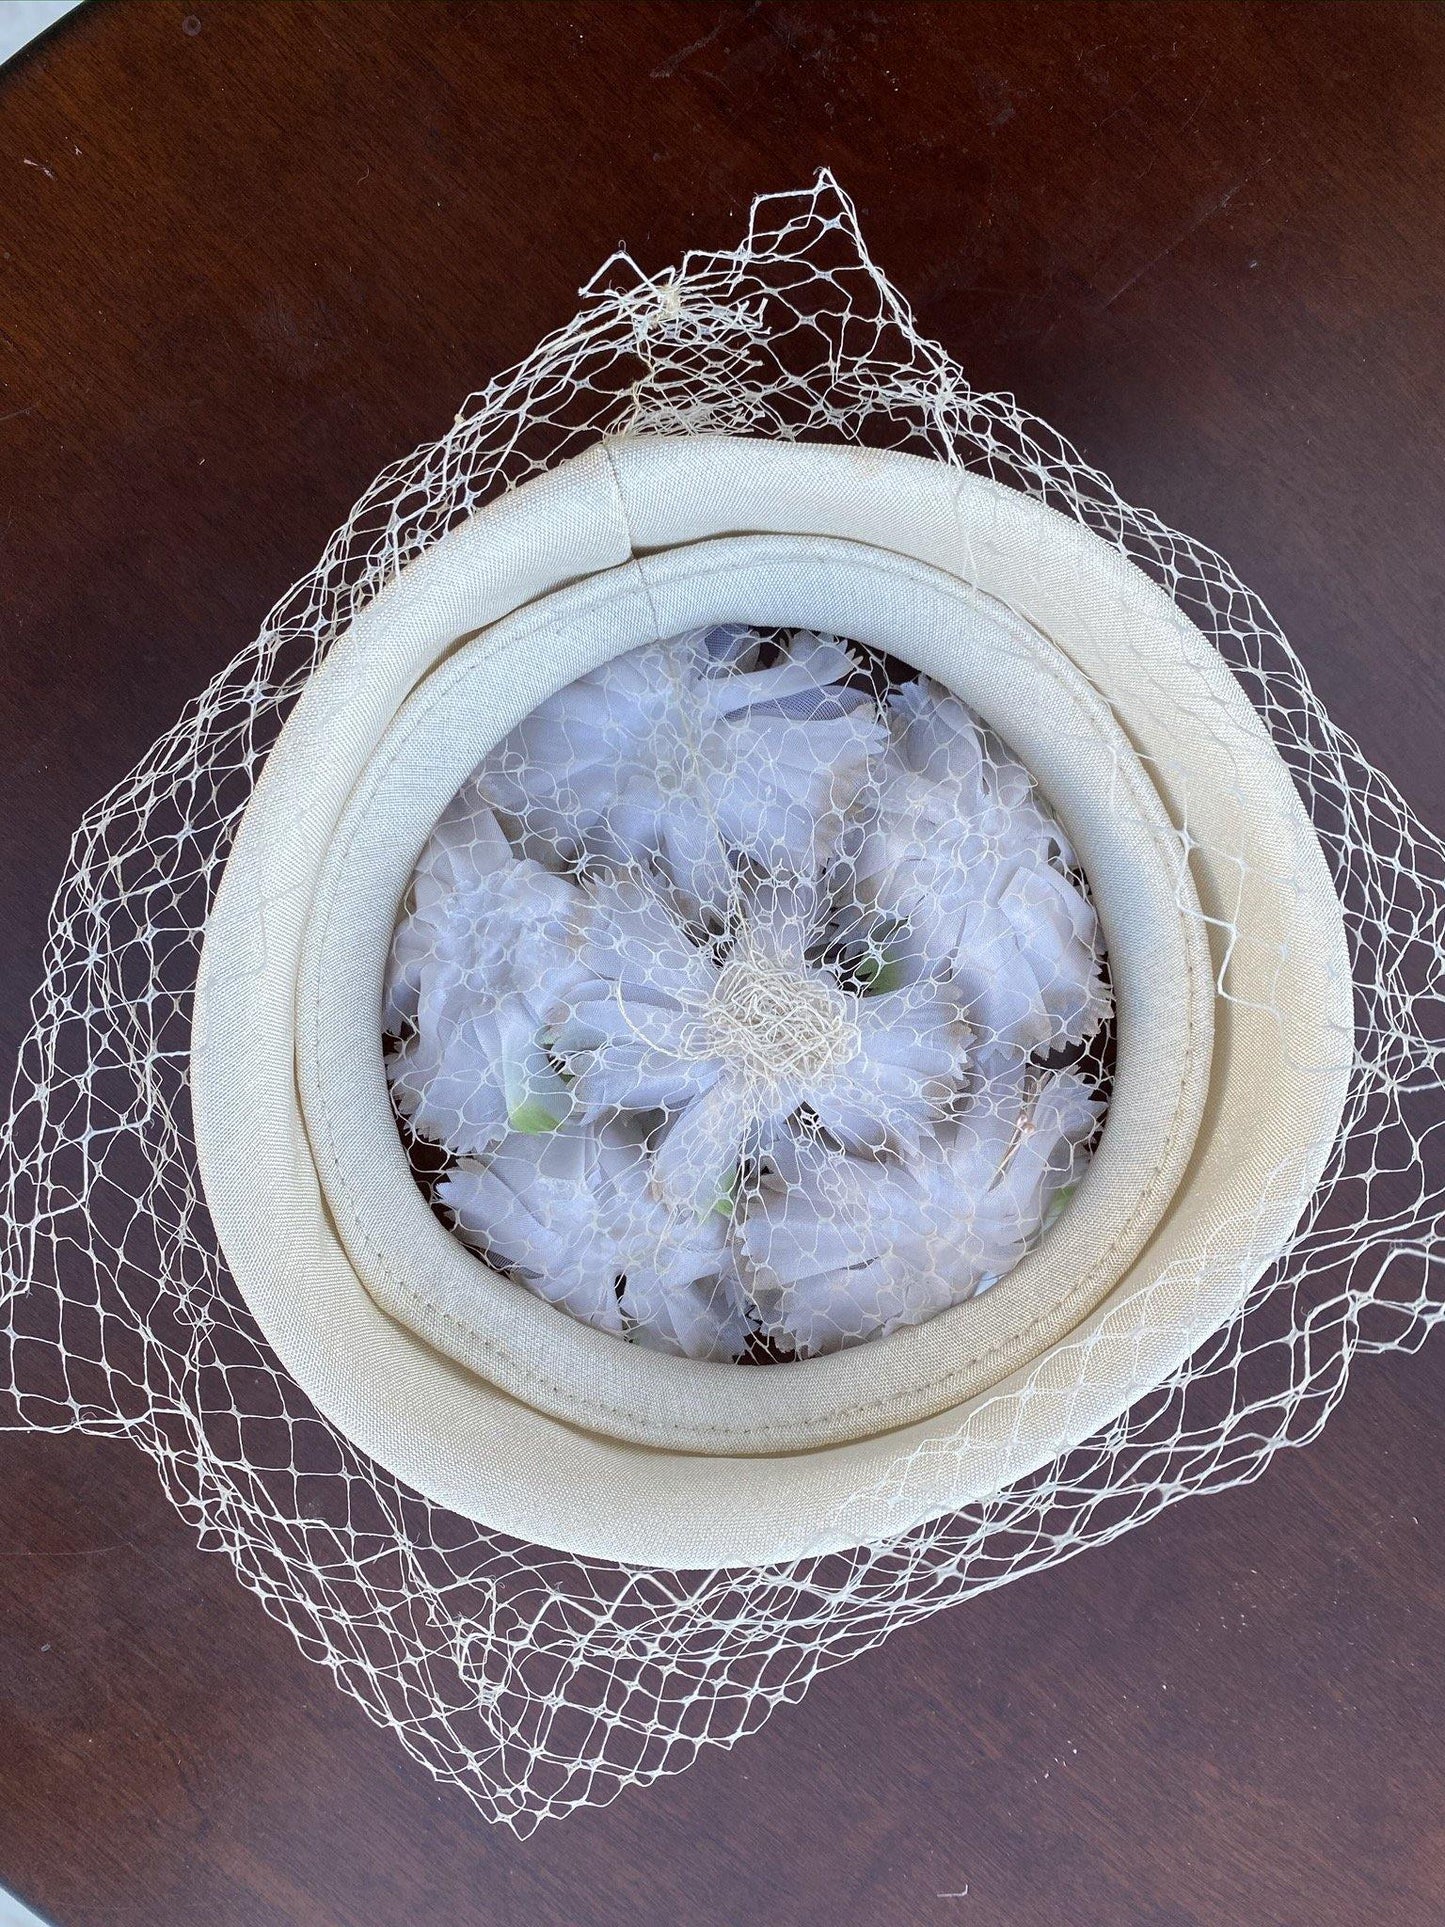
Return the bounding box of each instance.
[3,176,1442,1832]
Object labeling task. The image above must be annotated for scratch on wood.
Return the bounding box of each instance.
[0,1539,144,1559]
[1101,156,1275,310]
[651,14,729,80]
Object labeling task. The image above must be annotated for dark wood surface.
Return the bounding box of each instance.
[3,3,1444,1922]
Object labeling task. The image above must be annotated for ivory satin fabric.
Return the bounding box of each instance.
[191,437,1353,1568]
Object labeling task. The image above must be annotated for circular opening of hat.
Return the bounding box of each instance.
[382,624,1115,1364]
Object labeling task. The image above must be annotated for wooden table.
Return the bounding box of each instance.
[3,4,1443,1922]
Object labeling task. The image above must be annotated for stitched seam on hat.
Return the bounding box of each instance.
[303,541,1209,1448]
[307,549,1205,1441]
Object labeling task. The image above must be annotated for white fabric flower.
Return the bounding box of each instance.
[622,1241,756,1364]
[479,627,886,918]
[550,872,972,1218]
[849,678,1110,1055]
[439,1117,745,1359]
[738,1063,1104,1356]
[386,637,1111,1363]
[385,787,593,1155]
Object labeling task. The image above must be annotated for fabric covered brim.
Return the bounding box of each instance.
[191,436,1352,1568]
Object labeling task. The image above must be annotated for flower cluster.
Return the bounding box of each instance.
[385,627,1110,1360]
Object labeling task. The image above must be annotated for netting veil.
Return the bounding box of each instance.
[3,178,1442,1831]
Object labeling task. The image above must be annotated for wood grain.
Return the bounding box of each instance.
[2,3,1443,1922]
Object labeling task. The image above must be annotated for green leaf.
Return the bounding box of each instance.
[1041,1180,1078,1232]
[509,1096,564,1135]
[711,1166,739,1219]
